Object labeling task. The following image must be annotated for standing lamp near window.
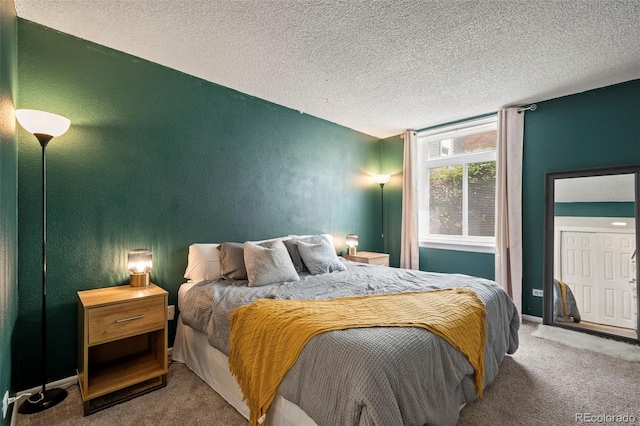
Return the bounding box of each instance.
[15,109,71,414]
[128,249,153,287]
[373,174,391,252]
[346,234,359,255]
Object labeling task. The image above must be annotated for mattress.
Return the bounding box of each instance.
[176,263,519,425]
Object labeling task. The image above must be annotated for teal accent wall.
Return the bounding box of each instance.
[554,202,635,217]
[420,249,495,280]
[0,0,18,424]
[522,79,640,317]
[16,20,380,390]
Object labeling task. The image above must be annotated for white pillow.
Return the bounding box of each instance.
[183,244,221,281]
[244,240,300,287]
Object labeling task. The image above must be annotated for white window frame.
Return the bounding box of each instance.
[417,115,497,253]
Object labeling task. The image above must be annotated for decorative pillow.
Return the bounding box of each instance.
[183,244,221,281]
[297,239,347,275]
[244,240,300,286]
[283,235,329,272]
[217,242,249,280]
[217,239,289,281]
[289,233,334,246]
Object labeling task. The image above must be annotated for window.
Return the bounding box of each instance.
[417,116,497,252]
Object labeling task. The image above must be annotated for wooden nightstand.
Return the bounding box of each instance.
[343,251,390,266]
[77,284,168,415]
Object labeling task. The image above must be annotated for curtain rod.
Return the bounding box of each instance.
[404,105,536,136]
[517,104,537,113]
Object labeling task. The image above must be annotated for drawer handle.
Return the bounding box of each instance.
[115,314,145,323]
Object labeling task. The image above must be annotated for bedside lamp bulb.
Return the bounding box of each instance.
[128,249,152,287]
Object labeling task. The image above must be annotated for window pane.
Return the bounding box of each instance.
[429,165,463,235]
[468,161,496,237]
[426,129,496,159]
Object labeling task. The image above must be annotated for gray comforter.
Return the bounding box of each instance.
[181,260,519,426]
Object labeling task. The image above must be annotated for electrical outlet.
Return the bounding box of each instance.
[167,305,175,321]
[2,391,8,419]
[532,289,544,297]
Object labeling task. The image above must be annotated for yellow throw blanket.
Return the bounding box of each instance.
[228,288,487,425]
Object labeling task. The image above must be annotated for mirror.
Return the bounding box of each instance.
[544,166,640,342]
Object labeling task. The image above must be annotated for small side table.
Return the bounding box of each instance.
[343,251,390,267]
[77,283,168,415]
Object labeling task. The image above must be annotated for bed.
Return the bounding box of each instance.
[172,236,519,426]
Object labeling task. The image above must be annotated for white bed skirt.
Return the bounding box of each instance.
[172,314,318,426]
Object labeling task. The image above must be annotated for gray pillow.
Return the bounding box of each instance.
[244,240,300,287]
[297,239,346,275]
[283,235,329,272]
[217,242,248,280]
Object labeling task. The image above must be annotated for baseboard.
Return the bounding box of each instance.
[18,375,79,396]
[522,314,542,323]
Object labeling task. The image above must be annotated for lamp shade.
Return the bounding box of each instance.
[346,234,358,255]
[15,109,70,137]
[372,174,391,185]
[127,249,153,274]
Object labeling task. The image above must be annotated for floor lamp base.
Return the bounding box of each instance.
[18,388,68,414]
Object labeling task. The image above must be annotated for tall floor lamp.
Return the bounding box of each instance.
[373,174,391,253]
[15,109,71,414]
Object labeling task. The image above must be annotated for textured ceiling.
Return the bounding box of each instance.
[14,0,640,138]
[555,174,636,203]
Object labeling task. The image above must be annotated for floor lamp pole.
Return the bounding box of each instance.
[15,108,70,414]
[380,183,385,253]
[373,174,390,254]
[41,143,47,397]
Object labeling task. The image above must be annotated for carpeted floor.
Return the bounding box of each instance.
[531,324,640,362]
[14,321,640,426]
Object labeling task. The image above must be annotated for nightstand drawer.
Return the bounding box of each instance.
[88,297,165,345]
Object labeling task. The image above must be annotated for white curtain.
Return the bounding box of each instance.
[495,108,524,315]
[400,130,419,269]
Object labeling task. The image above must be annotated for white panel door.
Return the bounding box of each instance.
[596,233,636,328]
[560,231,636,329]
[560,232,597,322]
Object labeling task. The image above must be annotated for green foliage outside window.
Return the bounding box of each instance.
[429,161,496,236]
